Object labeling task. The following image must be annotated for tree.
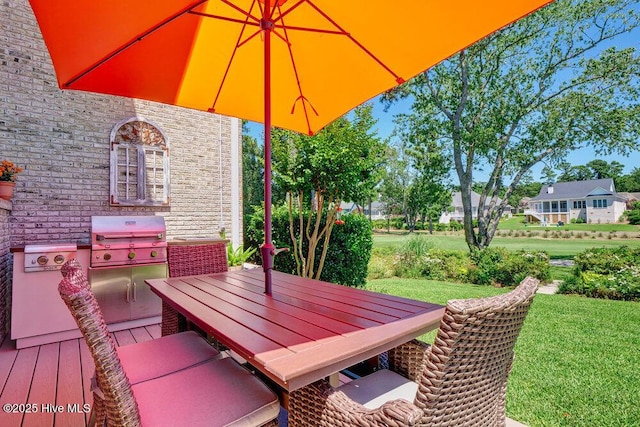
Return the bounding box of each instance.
[556,162,592,181]
[378,143,411,231]
[540,166,557,185]
[507,173,543,212]
[585,159,625,180]
[242,122,264,247]
[271,104,384,279]
[384,0,640,250]
[617,167,640,192]
[394,112,452,233]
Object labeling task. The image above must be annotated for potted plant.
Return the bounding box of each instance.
[0,159,23,200]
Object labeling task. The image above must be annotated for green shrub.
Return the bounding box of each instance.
[434,223,448,232]
[320,213,373,287]
[371,219,387,229]
[560,246,640,301]
[392,235,435,278]
[468,247,550,286]
[449,221,463,231]
[427,249,469,281]
[245,205,373,286]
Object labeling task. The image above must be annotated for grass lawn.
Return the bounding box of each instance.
[373,232,640,259]
[365,278,640,427]
[498,215,640,232]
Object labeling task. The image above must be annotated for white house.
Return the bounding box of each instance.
[525,178,627,225]
[339,201,386,220]
[439,191,511,224]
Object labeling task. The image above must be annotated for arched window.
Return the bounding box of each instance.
[110,117,170,206]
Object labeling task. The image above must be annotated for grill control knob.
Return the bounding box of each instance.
[151,251,158,258]
[103,253,111,261]
[54,255,65,264]
[37,255,49,265]
[128,252,136,260]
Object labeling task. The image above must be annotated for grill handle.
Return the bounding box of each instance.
[132,281,137,302]
[96,232,164,241]
[126,281,131,303]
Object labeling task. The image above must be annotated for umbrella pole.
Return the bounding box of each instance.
[260,17,274,295]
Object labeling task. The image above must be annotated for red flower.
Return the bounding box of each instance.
[335,219,345,225]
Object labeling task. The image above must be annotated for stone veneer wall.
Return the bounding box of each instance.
[0,1,244,336]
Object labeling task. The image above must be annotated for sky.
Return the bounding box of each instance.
[245,6,640,185]
[246,92,640,185]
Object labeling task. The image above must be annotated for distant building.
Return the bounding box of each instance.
[525,178,627,224]
[439,191,511,224]
[339,201,386,220]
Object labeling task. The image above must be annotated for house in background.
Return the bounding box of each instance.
[339,201,386,220]
[525,178,627,225]
[439,191,511,224]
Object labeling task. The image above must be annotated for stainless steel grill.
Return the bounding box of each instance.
[89,215,167,325]
[24,243,77,272]
[91,215,167,267]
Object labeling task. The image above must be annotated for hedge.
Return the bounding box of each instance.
[245,205,373,286]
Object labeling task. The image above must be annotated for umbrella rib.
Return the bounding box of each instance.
[219,0,261,24]
[278,9,316,135]
[63,0,209,88]
[189,11,261,27]
[306,0,405,84]
[208,1,260,113]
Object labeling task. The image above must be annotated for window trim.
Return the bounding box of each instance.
[592,199,607,209]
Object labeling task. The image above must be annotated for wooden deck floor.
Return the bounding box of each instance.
[0,324,161,427]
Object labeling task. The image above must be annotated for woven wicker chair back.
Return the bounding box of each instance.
[398,277,538,426]
[167,243,228,277]
[59,266,141,426]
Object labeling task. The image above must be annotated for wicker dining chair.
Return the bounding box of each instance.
[162,242,229,336]
[59,260,280,427]
[167,242,229,277]
[288,276,540,427]
[60,259,222,425]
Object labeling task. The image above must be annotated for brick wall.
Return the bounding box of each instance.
[0,1,244,337]
[0,202,11,343]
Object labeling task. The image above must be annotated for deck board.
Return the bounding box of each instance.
[55,340,87,426]
[0,338,19,396]
[0,324,161,427]
[0,345,38,426]
[22,343,59,427]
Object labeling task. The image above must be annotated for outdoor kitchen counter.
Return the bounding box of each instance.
[146,269,445,392]
[167,238,228,246]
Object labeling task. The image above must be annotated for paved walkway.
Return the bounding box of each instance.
[537,280,561,295]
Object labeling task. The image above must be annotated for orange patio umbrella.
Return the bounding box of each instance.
[28,0,553,293]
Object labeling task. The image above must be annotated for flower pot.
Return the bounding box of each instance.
[0,181,16,200]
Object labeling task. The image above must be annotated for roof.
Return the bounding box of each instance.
[619,192,640,201]
[450,191,504,207]
[530,178,617,201]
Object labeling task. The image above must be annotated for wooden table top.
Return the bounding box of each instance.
[146,269,445,391]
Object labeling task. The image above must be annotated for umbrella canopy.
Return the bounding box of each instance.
[29,0,553,292]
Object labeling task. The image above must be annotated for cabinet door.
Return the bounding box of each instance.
[89,267,131,324]
[130,265,167,320]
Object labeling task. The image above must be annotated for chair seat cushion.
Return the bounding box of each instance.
[337,368,418,410]
[133,357,280,427]
[117,331,219,384]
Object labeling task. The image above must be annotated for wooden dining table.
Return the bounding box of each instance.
[146,268,445,393]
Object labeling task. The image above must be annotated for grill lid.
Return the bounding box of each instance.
[90,216,167,267]
[91,216,166,245]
